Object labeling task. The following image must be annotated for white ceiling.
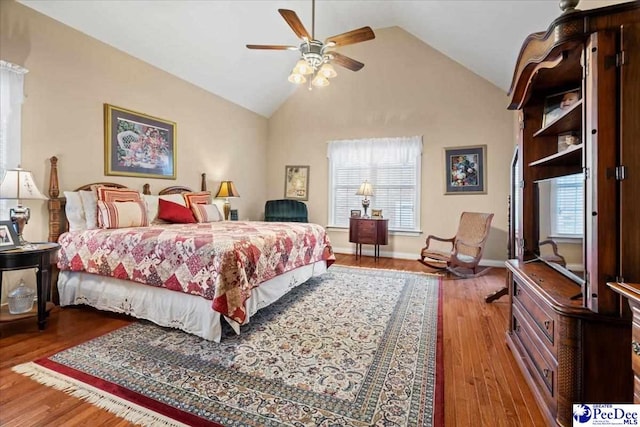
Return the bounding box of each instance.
[19,0,627,118]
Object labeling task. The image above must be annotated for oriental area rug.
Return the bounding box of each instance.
[13,266,443,427]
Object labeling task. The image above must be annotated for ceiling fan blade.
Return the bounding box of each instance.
[278,9,311,40]
[330,52,365,71]
[325,26,375,47]
[246,44,298,51]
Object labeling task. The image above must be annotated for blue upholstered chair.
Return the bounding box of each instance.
[264,199,308,222]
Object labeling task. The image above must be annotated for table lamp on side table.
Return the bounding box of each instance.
[0,167,48,245]
[215,181,240,221]
[356,180,374,218]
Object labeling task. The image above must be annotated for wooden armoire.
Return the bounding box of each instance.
[506,2,640,426]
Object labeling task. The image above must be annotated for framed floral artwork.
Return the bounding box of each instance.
[284,165,309,200]
[104,104,177,179]
[444,145,487,195]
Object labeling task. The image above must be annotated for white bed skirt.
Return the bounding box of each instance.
[58,261,328,342]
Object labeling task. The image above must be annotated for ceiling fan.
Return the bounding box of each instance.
[246,0,375,88]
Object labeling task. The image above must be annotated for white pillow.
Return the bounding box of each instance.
[191,203,223,223]
[64,191,86,232]
[161,193,187,206]
[79,190,99,230]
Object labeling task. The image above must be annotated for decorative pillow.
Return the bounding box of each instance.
[97,200,149,229]
[96,186,142,203]
[183,191,212,208]
[79,190,99,230]
[63,191,86,232]
[191,203,223,223]
[157,198,196,223]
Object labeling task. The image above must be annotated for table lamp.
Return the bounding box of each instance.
[0,167,48,245]
[215,181,240,220]
[356,180,374,218]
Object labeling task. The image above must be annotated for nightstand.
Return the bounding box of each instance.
[349,218,389,260]
[0,242,60,330]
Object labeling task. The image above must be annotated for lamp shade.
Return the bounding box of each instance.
[356,181,374,197]
[0,168,47,200]
[215,181,240,198]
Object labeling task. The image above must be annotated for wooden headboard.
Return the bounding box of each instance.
[47,157,207,243]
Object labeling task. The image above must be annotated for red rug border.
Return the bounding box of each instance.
[34,358,223,427]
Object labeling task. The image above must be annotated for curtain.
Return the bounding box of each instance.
[327,136,422,166]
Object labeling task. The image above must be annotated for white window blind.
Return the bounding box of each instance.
[0,60,28,220]
[551,174,583,237]
[327,136,422,231]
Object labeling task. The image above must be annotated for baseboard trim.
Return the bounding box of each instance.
[332,246,506,268]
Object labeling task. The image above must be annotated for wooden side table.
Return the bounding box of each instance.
[349,218,389,260]
[0,242,60,330]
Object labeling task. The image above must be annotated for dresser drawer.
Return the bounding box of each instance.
[634,375,640,404]
[357,221,377,243]
[512,304,557,400]
[632,327,640,375]
[513,279,556,356]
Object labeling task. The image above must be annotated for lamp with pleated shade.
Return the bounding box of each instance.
[0,167,48,245]
[215,181,240,221]
[356,180,374,218]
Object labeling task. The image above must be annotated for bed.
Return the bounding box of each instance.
[47,158,335,342]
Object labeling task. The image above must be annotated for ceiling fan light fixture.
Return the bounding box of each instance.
[312,74,330,87]
[319,63,337,78]
[294,59,314,75]
[288,71,307,84]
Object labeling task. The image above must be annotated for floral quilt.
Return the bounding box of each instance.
[57,221,335,324]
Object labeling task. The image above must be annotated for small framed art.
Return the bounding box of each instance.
[371,209,383,219]
[444,145,487,195]
[542,88,581,127]
[0,221,19,251]
[350,209,362,218]
[284,165,309,201]
[104,104,177,179]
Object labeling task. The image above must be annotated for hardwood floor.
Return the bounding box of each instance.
[0,255,545,426]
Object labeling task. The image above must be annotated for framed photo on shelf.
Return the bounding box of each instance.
[557,132,580,152]
[0,221,19,251]
[104,104,177,179]
[350,209,362,218]
[371,209,383,219]
[284,165,309,201]
[542,88,581,127]
[444,145,487,195]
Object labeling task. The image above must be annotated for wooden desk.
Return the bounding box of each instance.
[349,218,388,260]
[0,242,60,330]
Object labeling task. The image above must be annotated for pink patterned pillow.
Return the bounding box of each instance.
[183,191,211,208]
[97,200,149,229]
[191,203,222,223]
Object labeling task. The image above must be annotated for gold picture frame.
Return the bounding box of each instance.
[104,104,177,179]
[371,209,383,218]
[284,165,309,201]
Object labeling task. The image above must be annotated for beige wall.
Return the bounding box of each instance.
[1,0,268,244]
[268,27,514,262]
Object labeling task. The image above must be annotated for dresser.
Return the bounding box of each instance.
[349,218,388,260]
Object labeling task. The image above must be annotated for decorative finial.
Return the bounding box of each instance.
[559,0,580,13]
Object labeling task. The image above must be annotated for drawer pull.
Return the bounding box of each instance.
[543,368,550,378]
[633,341,640,356]
[515,325,521,333]
[543,320,551,330]
[515,288,521,296]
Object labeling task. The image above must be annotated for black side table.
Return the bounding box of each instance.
[0,242,60,330]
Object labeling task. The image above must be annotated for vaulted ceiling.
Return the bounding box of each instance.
[19,0,627,117]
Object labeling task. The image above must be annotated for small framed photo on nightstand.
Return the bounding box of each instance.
[350,209,362,218]
[371,209,383,219]
[0,221,19,251]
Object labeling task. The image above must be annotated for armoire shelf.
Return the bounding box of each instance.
[528,143,582,167]
[532,100,582,138]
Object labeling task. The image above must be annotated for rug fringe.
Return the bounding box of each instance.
[12,362,188,427]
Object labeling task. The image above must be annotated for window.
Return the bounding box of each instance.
[327,136,422,232]
[0,60,28,220]
[551,174,583,237]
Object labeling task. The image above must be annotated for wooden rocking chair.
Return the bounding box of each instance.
[419,212,494,277]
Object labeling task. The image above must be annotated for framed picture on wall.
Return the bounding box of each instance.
[0,221,19,251]
[104,104,177,179]
[444,145,487,195]
[284,165,309,201]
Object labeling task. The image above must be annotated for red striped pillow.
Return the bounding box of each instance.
[191,203,222,223]
[183,191,211,208]
[97,200,149,229]
[96,186,142,203]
